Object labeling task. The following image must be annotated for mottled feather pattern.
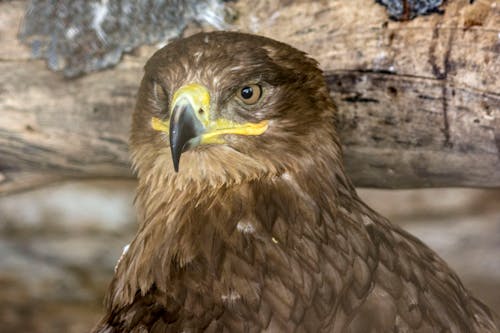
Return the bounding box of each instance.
[93,32,497,332]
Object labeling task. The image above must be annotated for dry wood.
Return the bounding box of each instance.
[1,0,499,195]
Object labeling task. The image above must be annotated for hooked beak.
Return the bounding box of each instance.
[151,83,269,172]
[168,98,205,172]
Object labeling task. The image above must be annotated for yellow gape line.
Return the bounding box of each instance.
[151,117,169,134]
[200,119,269,145]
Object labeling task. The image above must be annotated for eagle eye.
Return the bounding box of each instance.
[237,84,262,105]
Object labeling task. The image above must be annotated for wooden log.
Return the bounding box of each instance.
[0,0,499,195]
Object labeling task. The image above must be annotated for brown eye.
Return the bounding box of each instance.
[237,84,262,105]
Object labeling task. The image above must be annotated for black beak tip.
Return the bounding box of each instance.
[173,159,180,173]
[170,131,182,173]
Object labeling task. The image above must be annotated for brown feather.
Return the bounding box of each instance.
[92,31,498,333]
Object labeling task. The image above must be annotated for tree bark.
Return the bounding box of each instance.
[1,0,499,195]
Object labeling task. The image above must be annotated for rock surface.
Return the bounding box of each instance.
[19,0,229,77]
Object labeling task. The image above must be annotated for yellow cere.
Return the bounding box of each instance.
[172,83,211,125]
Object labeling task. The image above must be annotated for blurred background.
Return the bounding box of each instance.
[0,183,499,332]
[1,0,499,332]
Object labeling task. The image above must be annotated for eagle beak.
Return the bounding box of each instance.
[169,97,205,172]
[151,83,269,172]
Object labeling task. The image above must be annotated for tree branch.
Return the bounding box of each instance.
[1,0,499,195]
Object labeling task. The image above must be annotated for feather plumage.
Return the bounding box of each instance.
[93,31,497,332]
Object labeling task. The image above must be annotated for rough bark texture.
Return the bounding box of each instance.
[1,0,499,194]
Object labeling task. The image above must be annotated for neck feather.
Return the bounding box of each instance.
[112,145,357,306]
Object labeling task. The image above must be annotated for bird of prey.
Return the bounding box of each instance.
[93,31,497,332]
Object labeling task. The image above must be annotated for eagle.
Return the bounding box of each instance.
[93,31,497,332]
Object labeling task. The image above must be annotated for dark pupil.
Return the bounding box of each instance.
[241,86,253,99]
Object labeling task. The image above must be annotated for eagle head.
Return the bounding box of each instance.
[130,31,339,189]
